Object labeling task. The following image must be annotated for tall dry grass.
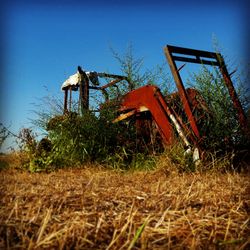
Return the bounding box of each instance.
[0,161,249,249]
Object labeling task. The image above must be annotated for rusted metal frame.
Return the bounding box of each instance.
[172,56,219,66]
[87,79,124,90]
[63,88,68,114]
[97,73,133,90]
[100,78,123,90]
[167,45,218,59]
[167,45,220,67]
[168,45,247,131]
[164,46,201,140]
[216,53,248,130]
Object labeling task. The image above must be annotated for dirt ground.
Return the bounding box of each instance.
[0,164,249,249]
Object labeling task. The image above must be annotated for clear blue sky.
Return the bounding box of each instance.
[0,0,249,151]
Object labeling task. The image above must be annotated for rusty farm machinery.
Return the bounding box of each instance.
[59,45,248,164]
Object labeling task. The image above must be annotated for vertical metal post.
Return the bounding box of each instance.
[164,46,200,139]
[69,87,72,112]
[78,66,89,116]
[79,76,84,116]
[216,53,248,130]
[83,72,89,110]
[63,88,68,114]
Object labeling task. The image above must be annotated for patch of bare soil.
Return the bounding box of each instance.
[0,167,249,249]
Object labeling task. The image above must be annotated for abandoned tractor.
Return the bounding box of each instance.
[52,45,248,164]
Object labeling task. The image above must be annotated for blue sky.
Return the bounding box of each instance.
[0,0,249,151]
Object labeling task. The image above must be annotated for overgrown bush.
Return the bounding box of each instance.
[188,66,250,152]
[29,108,157,171]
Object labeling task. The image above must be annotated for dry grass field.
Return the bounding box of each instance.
[0,155,249,249]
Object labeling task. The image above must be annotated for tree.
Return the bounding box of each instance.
[110,43,172,94]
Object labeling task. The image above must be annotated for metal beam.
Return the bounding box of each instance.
[172,56,219,66]
[164,46,201,140]
[63,89,68,114]
[167,45,218,59]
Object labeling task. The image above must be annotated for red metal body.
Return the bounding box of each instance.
[117,85,175,145]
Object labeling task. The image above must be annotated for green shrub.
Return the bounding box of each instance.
[28,101,143,170]
[187,66,249,152]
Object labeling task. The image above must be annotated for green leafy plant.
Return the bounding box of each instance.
[187,66,249,152]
